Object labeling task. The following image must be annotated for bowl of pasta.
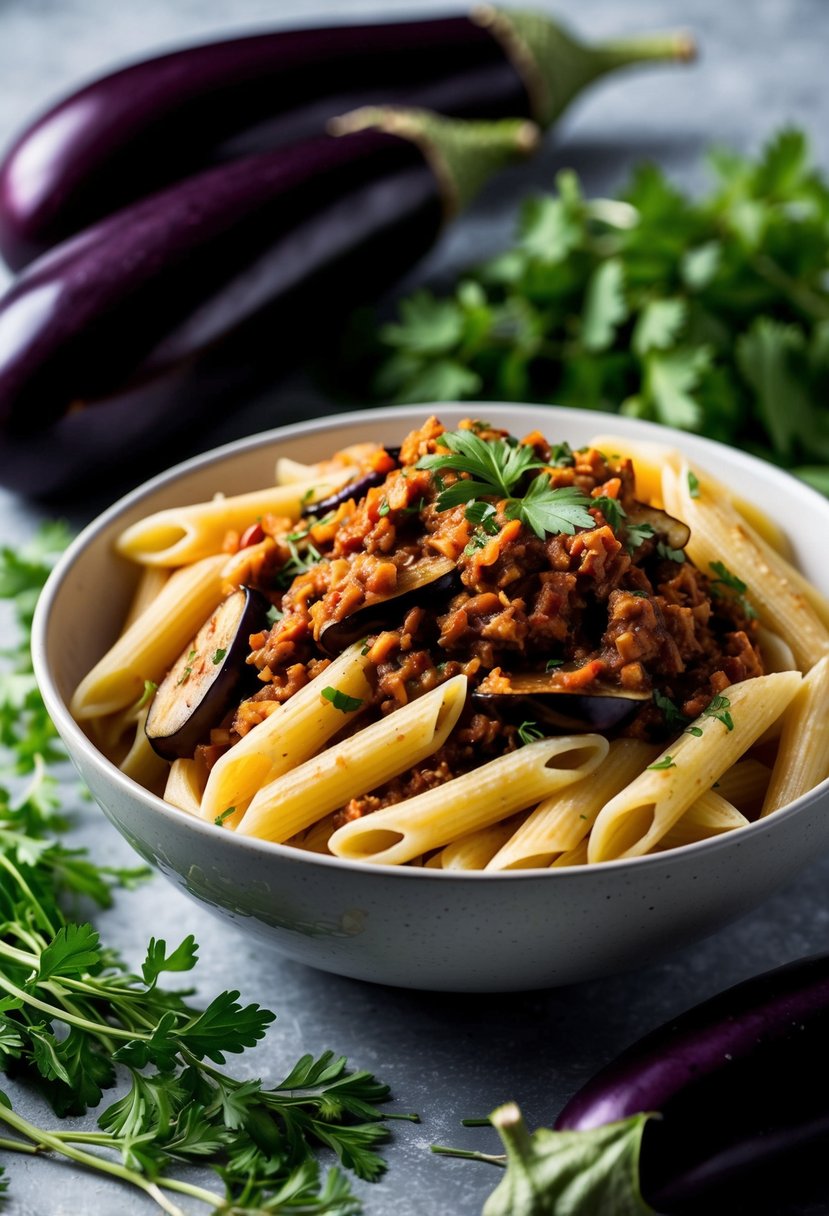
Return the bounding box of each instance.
[32,404,829,991]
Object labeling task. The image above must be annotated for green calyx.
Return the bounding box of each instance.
[330,107,539,217]
[477,6,695,128]
[482,1103,654,1216]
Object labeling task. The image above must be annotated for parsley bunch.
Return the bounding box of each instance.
[0,527,405,1213]
[363,129,829,495]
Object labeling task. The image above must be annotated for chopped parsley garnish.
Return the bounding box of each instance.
[629,590,649,598]
[321,686,364,713]
[136,679,157,710]
[214,806,237,826]
[686,725,704,737]
[550,441,576,467]
[648,755,677,770]
[702,693,734,731]
[417,429,595,539]
[187,649,197,661]
[517,720,546,745]
[378,498,391,516]
[265,604,284,625]
[176,666,192,686]
[276,536,324,588]
[657,541,686,563]
[653,690,689,729]
[465,501,500,534]
[591,495,626,530]
[211,648,227,664]
[709,561,757,619]
[688,470,701,498]
[625,521,655,551]
[545,658,564,671]
[360,639,372,656]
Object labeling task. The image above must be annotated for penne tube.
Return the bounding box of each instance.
[590,433,791,555]
[550,838,590,867]
[236,675,467,842]
[199,643,374,821]
[288,813,337,856]
[121,567,171,632]
[761,654,829,817]
[71,554,227,721]
[662,460,829,671]
[436,814,526,872]
[164,758,207,816]
[756,626,797,674]
[328,734,609,866]
[486,738,658,870]
[712,759,771,819]
[658,790,749,849]
[588,671,802,862]
[115,475,352,567]
[119,709,169,792]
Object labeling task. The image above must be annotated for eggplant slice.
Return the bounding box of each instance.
[146,586,269,760]
[319,554,458,654]
[473,671,651,732]
[300,447,401,518]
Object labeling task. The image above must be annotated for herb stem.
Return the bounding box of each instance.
[0,1104,203,1216]
[0,971,148,1041]
[0,852,56,936]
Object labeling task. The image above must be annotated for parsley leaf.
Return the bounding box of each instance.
[417,429,543,500]
[648,755,677,770]
[517,721,546,746]
[321,687,364,713]
[504,477,595,540]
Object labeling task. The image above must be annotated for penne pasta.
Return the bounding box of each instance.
[236,675,467,842]
[328,735,609,866]
[712,759,771,820]
[164,758,208,816]
[71,554,227,721]
[436,813,527,872]
[115,477,351,567]
[658,790,749,849]
[549,838,590,867]
[121,566,171,632]
[661,460,829,672]
[199,643,374,822]
[761,654,829,817]
[588,671,802,861]
[119,708,169,792]
[486,738,658,870]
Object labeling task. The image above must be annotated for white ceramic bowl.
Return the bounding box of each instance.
[32,404,829,992]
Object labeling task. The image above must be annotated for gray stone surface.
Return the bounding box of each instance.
[2,0,829,1213]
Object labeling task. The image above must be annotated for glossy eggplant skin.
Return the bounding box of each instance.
[146,586,269,761]
[0,127,441,443]
[557,952,829,1213]
[0,17,527,269]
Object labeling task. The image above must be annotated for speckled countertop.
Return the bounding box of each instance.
[2,1,829,1213]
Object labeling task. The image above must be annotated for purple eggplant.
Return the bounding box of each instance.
[0,12,694,269]
[300,448,401,518]
[0,109,535,493]
[319,554,459,655]
[146,585,269,760]
[552,952,829,1212]
[472,671,650,732]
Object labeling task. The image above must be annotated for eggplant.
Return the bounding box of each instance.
[626,504,690,552]
[0,11,694,269]
[473,671,650,732]
[551,952,829,1213]
[319,554,459,654]
[146,585,269,760]
[0,108,535,490]
[300,447,401,518]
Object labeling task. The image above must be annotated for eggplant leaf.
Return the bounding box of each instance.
[482,1103,653,1216]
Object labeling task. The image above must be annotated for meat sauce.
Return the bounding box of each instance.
[202,417,763,821]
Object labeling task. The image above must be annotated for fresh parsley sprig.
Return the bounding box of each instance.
[0,527,404,1213]
[418,430,595,540]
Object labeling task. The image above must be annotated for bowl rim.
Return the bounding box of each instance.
[32,402,829,881]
